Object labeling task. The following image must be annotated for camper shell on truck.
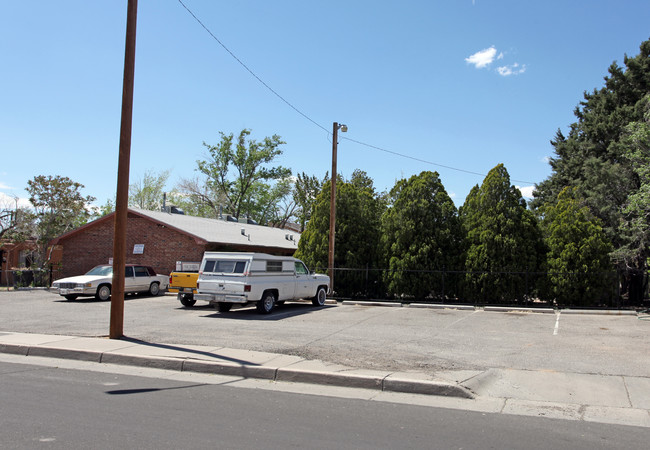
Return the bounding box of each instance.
[193,252,330,314]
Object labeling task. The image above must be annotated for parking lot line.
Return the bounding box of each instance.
[553,311,561,335]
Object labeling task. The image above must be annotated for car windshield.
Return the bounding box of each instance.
[85,266,113,276]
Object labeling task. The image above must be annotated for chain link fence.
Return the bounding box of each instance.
[321,267,641,309]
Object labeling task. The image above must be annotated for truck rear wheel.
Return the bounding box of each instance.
[179,293,196,307]
[312,286,327,306]
[256,291,276,314]
[217,302,233,312]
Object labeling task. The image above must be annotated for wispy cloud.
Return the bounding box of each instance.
[497,63,526,76]
[0,182,14,190]
[466,46,526,76]
[465,46,498,69]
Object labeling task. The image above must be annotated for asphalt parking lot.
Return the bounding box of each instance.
[1,289,648,377]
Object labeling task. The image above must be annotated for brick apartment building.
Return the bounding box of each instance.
[49,208,301,280]
[0,240,40,285]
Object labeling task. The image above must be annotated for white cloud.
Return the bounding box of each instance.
[467,47,526,76]
[0,191,31,208]
[517,185,535,199]
[0,182,13,189]
[541,156,551,164]
[465,46,498,69]
[497,63,526,76]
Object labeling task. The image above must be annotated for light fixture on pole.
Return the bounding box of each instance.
[329,122,347,294]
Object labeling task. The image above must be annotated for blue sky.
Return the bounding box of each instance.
[2,1,649,210]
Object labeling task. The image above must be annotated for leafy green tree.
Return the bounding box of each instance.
[172,176,227,218]
[461,164,544,302]
[251,176,295,226]
[612,100,650,300]
[193,129,291,223]
[129,169,170,210]
[295,170,385,296]
[97,198,115,217]
[380,171,462,299]
[533,39,650,303]
[25,175,96,268]
[541,188,614,306]
[293,172,327,232]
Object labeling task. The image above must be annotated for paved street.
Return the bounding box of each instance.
[2,358,649,449]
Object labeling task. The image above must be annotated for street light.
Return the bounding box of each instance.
[329,122,347,294]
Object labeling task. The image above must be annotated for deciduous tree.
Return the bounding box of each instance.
[191,129,291,223]
[129,169,170,211]
[25,175,95,268]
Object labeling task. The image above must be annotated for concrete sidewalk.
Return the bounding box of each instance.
[1,331,649,428]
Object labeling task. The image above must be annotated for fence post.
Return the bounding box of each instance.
[442,266,445,300]
[525,267,529,305]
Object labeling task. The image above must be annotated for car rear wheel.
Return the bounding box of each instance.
[148,282,160,296]
[96,285,111,301]
[256,291,276,314]
[312,286,327,306]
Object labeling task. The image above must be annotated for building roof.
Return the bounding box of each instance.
[135,208,300,250]
[51,208,301,251]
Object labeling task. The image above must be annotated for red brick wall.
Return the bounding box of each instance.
[56,213,204,279]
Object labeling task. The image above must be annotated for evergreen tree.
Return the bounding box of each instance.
[295,170,385,296]
[533,39,650,303]
[381,171,462,299]
[461,164,544,302]
[541,188,614,306]
[613,98,650,301]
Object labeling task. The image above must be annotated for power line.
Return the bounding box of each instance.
[177,0,537,186]
[176,0,328,134]
[342,137,536,184]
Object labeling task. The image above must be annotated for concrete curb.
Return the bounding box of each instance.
[338,300,640,316]
[484,306,555,314]
[0,341,474,400]
[341,300,402,307]
[559,309,638,316]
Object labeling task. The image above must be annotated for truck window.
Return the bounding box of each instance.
[267,261,283,272]
[295,262,309,275]
[203,260,247,274]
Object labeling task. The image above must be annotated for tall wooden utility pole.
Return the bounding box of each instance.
[110,0,138,339]
[328,122,339,293]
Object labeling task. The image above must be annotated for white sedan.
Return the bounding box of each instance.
[51,264,169,301]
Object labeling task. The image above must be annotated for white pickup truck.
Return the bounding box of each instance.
[193,252,330,314]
